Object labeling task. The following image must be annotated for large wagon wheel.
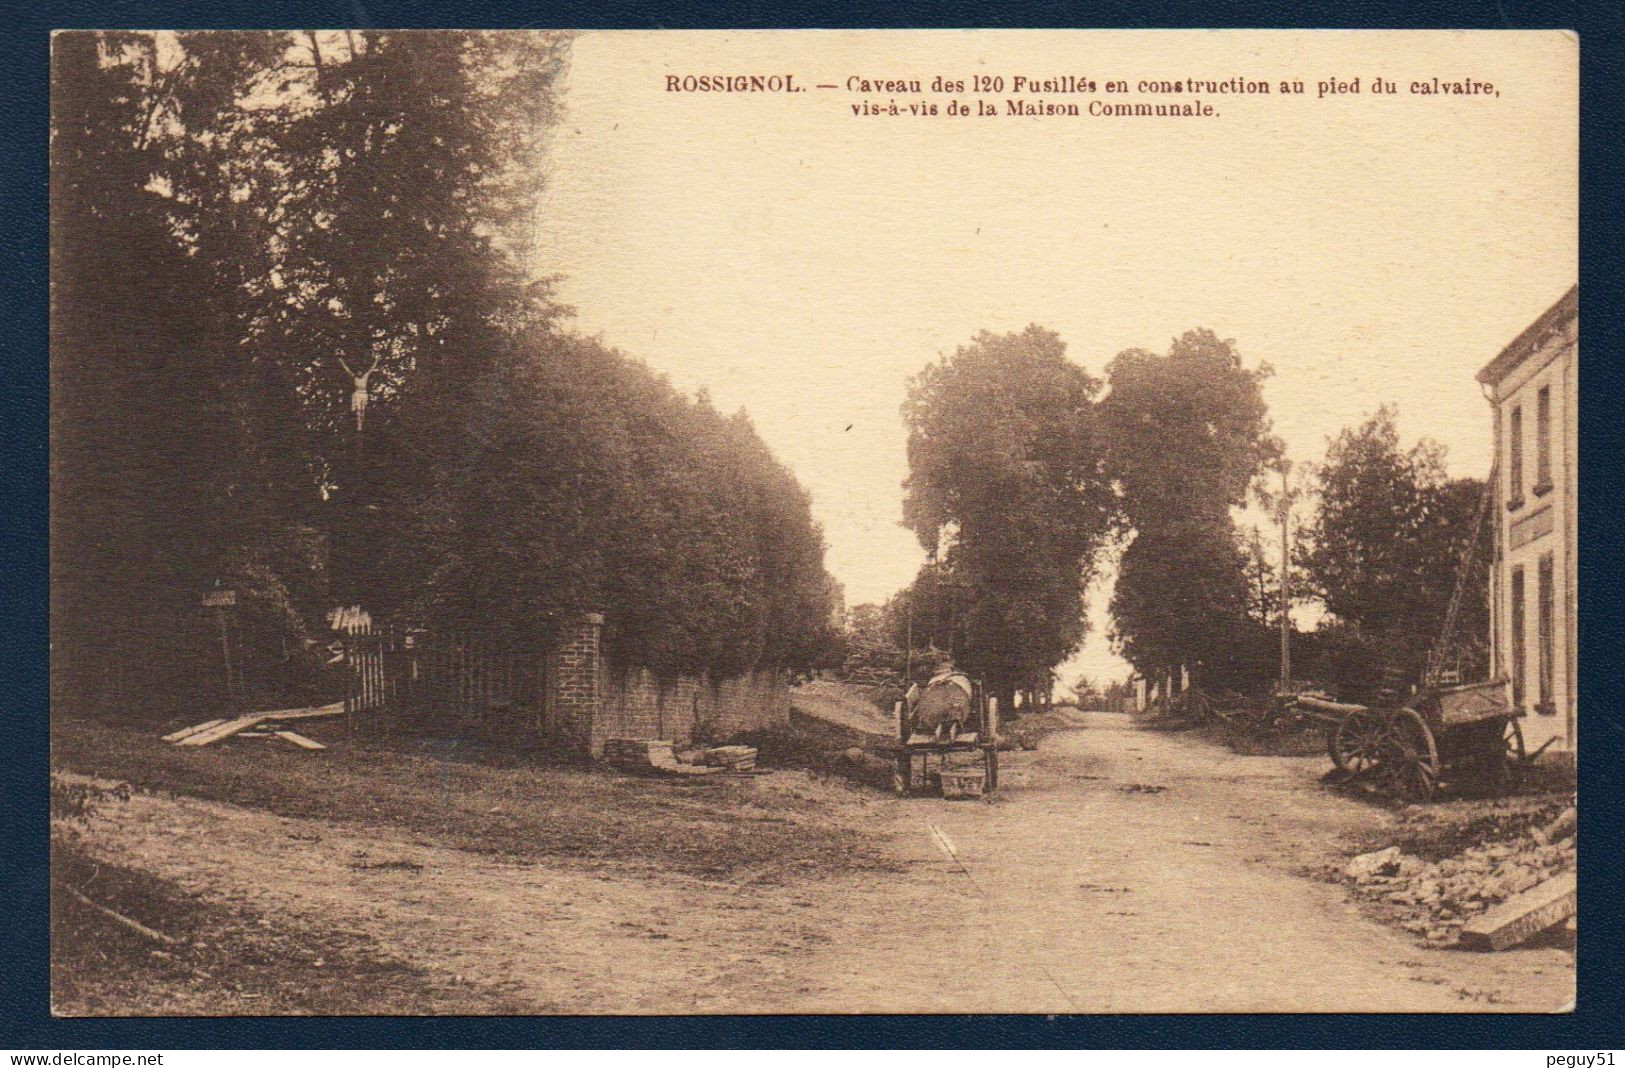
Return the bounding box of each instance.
[1480,718,1526,797]
[1375,707,1440,802]
[1328,709,1387,778]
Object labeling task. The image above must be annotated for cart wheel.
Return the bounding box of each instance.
[1377,707,1440,802]
[1328,710,1386,778]
[1483,718,1526,797]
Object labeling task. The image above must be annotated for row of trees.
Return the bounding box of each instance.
[870,325,1487,711]
[52,31,841,714]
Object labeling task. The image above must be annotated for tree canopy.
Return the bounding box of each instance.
[435,331,844,677]
[1299,406,1489,687]
[1100,329,1280,688]
[900,326,1117,707]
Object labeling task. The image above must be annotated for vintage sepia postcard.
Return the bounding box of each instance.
[49,28,1576,1016]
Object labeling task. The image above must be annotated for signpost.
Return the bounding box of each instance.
[203,589,240,712]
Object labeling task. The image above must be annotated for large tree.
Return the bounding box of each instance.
[1101,329,1280,692]
[51,33,308,713]
[51,31,571,711]
[901,326,1117,711]
[1300,406,1489,687]
[252,31,569,611]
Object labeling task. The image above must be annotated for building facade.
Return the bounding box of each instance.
[1478,286,1577,756]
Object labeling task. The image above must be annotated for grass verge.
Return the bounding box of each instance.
[53,714,893,881]
[51,835,503,1016]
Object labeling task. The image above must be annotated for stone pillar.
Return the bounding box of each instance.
[549,612,604,758]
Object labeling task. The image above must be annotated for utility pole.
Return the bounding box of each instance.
[904,588,914,685]
[1278,460,1293,691]
[1250,526,1268,624]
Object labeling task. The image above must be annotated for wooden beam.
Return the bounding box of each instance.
[1459,871,1576,951]
[274,730,326,750]
[174,713,265,746]
[172,702,344,747]
[1295,695,1371,716]
[271,701,346,721]
[161,718,226,743]
[64,884,179,945]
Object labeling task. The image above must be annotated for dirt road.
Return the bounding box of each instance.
[63,711,1573,1014]
[787,711,1572,1012]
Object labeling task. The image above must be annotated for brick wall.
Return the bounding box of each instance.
[546,612,790,758]
[594,664,789,756]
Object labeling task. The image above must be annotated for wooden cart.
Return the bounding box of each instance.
[1296,679,1526,801]
[886,677,999,797]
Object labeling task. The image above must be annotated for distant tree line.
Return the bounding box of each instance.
[52,32,840,715]
[866,325,1489,712]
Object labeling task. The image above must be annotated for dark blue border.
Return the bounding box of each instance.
[7,0,1622,1050]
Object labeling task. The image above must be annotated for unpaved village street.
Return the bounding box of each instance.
[787,712,1572,1013]
[58,711,1573,1015]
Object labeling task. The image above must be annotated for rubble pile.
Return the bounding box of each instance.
[1344,803,1576,945]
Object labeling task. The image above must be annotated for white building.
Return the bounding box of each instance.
[1478,286,1577,757]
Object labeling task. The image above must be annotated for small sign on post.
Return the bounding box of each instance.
[203,589,240,711]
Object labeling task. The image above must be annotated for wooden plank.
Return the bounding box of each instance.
[274,729,326,750]
[1459,871,1576,951]
[173,702,344,747]
[271,701,346,721]
[176,713,265,746]
[1296,695,1371,716]
[161,718,226,743]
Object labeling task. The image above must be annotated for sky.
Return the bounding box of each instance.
[530,30,1577,685]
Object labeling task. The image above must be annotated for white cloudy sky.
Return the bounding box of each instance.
[531,30,1576,684]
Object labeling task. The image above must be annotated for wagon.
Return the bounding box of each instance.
[886,674,999,797]
[1295,679,1526,801]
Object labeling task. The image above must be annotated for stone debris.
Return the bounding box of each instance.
[1344,806,1576,946]
[1345,847,1401,881]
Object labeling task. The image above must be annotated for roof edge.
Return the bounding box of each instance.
[1476,284,1578,386]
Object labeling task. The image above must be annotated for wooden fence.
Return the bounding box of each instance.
[341,622,548,738]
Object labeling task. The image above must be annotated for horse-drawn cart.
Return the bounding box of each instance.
[887,673,999,797]
[1280,467,1549,801]
[1294,678,1529,801]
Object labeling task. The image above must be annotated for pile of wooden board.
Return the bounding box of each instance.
[695,745,758,772]
[161,701,344,751]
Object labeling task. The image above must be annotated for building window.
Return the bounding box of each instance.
[1507,405,1525,510]
[1510,565,1526,712]
[1538,553,1556,715]
[1534,385,1553,495]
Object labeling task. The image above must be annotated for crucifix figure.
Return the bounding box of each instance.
[337,355,381,433]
